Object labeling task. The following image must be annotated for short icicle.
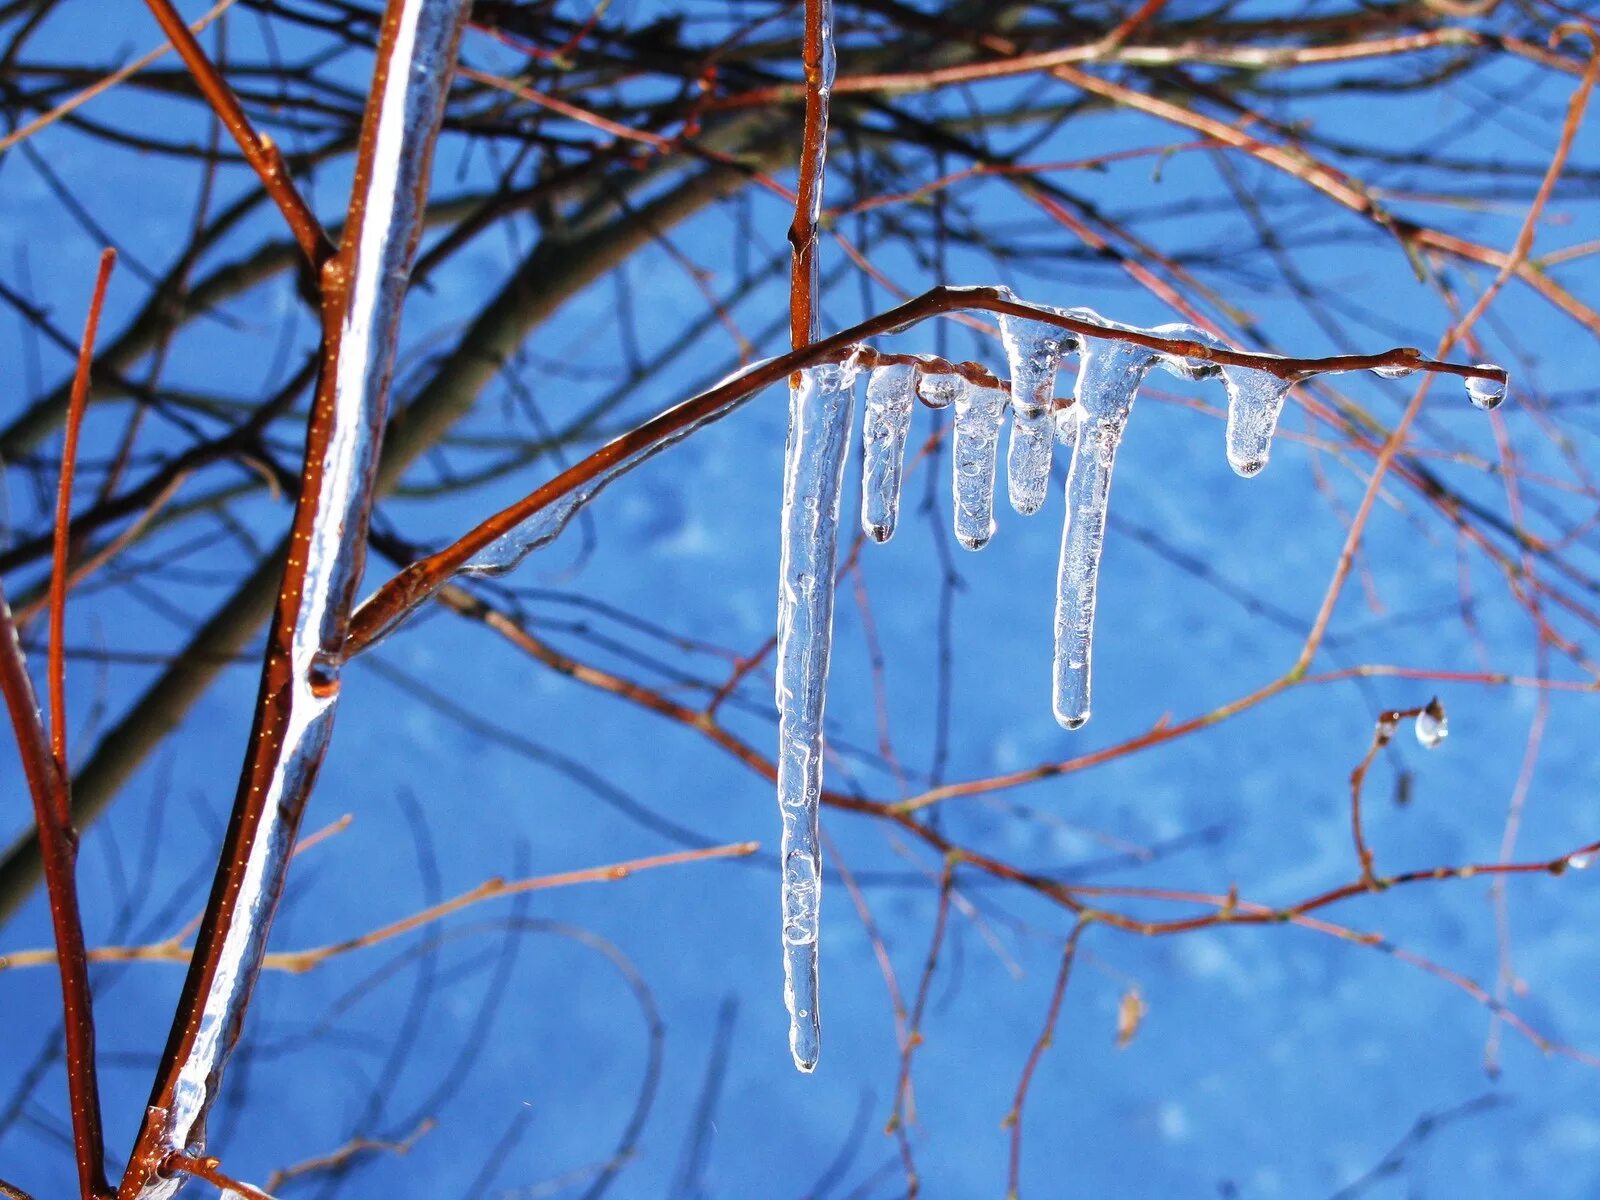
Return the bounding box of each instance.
[1053,322,1182,730]
[860,363,917,542]
[1221,362,1296,478]
[952,377,1006,549]
[999,310,1077,515]
[775,362,855,1071]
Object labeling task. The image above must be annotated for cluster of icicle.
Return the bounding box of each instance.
[773,293,1507,1071]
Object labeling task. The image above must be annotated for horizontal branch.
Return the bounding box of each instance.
[345,284,1505,655]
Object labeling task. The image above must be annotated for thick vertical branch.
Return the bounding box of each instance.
[117,3,472,1196]
[787,0,834,350]
[0,597,107,1200]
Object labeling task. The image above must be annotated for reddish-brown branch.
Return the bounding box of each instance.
[787,0,831,353]
[0,588,107,1199]
[887,857,956,1197]
[1005,922,1087,1200]
[49,248,116,776]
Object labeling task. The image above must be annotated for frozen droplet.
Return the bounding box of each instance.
[1376,713,1399,743]
[1414,697,1447,749]
[860,363,916,542]
[952,379,1005,550]
[1567,852,1594,871]
[917,370,963,408]
[1220,362,1295,478]
[1000,310,1077,515]
[1373,365,1416,379]
[775,364,853,1072]
[1466,368,1507,410]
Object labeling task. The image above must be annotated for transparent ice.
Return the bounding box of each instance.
[999,308,1077,515]
[1052,319,1211,730]
[951,378,1007,550]
[860,363,917,543]
[1414,698,1448,750]
[774,363,855,1072]
[1466,368,1507,410]
[1221,363,1296,478]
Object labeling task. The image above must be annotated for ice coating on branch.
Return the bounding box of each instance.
[860,363,917,542]
[952,378,1006,549]
[1000,309,1077,515]
[775,363,855,1072]
[1221,362,1296,477]
[451,360,784,582]
[1053,320,1183,730]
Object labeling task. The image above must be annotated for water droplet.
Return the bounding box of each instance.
[1414,697,1447,750]
[917,370,962,408]
[1466,368,1507,410]
[1567,852,1594,870]
[1373,364,1416,379]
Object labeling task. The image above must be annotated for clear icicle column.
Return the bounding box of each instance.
[774,363,856,1070]
[757,297,1506,1071]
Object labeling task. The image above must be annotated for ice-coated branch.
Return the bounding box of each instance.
[343,286,1505,659]
[117,3,471,1196]
[786,0,835,351]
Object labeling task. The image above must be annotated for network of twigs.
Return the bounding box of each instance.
[0,0,1597,1197]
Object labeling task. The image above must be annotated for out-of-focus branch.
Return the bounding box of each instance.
[141,0,332,266]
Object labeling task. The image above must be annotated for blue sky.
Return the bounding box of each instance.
[1,2,1598,1197]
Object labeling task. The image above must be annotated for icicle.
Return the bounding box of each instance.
[952,378,1005,550]
[1053,320,1177,730]
[774,363,855,1072]
[1220,362,1295,478]
[1466,367,1507,410]
[999,310,1077,515]
[860,363,916,542]
[1414,696,1448,749]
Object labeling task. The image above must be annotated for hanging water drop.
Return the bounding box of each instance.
[860,363,916,542]
[1414,697,1447,749]
[999,310,1077,515]
[917,369,962,408]
[1466,367,1507,410]
[775,363,855,1072]
[951,378,1006,549]
[1567,852,1594,871]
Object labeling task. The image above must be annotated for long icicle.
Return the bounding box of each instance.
[774,364,854,1071]
[1052,324,1170,730]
